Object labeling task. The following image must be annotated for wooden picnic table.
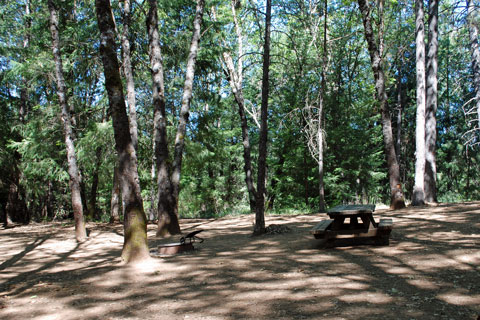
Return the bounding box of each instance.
[310,204,392,245]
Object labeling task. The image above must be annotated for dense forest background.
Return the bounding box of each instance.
[1,0,479,225]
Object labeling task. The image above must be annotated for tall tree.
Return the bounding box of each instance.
[48,0,87,242]
[95,0,149,263]
[424,0,438,203]
[222,0,257,214]
[316,0,328,212]
[254,0,272,235]
[121,0,138,151]
[357,0,405,209]
[412,0,426,206]
[466,0,480,145]
[302,0,328,212]
[169,0,205,234]
[4,0,31,227]
[317,0,328,213]
[147,0,180,236]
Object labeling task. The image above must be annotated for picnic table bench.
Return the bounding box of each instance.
[157,230,204,255]
[310,204,392,245]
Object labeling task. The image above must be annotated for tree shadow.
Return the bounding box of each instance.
[0,235,51,271]
[0,203,478,320]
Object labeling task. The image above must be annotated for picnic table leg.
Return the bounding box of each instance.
[350,216,359,229]
[331,217,346,230]
[359,214,375,229]
[375,218,393,245]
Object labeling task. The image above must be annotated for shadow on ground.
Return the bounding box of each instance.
[0,202,479,320]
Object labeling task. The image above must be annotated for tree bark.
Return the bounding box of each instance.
[412,0,426,206]
[95,0,149,263]
[48,0,87,242]
[467,0,480,142]
[171,0,205,221]
[357,0,405,209]
[147,0,180,236]
[424,0,438,203]
[254,0,272,235]
[121,0,138,151]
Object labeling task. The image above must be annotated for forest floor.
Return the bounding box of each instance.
[0,202,479,320]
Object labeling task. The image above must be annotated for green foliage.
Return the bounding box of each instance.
[8,104,70,215]
[1,0,479,223]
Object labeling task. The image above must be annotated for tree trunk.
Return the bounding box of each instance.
[395,7,404,176]
[395,75,403,166]
[171,0,205,221]
[412,0,426,206]
[121,0,138,151]
[20,0,31,123]
[13,0,30,222]
[5,180,18,225]
[48,0,87,242]
[357,0,405,209]
[147,0,180,236]
[79,176,89,220]
[223,52,257,213]
[46,180,54,218]
[95,0,149,263]
[466,155,471,198]
[221,0,257,213]
[148,118,157,223]
[267,145,286,211]
[110,166,121,223]
[424,0,438,203]
[149,160,157,222]
[317,121,326,212]
[467,0,480,142]
[5,154,28,225]
[254,0,272,235]
[303,140,309,208]
[89,146,102,220]
[317,0,328,213]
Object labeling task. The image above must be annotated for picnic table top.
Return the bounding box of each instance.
[327,204,376,216]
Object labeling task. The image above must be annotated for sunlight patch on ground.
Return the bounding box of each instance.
[406,278,440,290]
[337,281,370,290]
[437,292,480,306]
[383,266,416,275]
[451,250,480,265]
[339,292,393,304]
[410,254,474,272]
[293,253,343,263]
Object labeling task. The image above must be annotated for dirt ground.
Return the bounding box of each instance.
[0,202,479,320]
